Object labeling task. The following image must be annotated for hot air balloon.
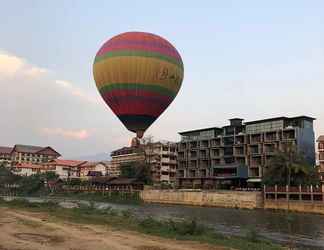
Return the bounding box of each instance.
[93,32,184,140]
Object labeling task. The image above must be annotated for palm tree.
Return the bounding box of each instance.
[263,144,319,186]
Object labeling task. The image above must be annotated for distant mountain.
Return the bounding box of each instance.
[73,152,111,162]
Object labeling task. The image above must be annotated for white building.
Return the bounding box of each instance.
[46,159,87,180]
[11,163,43,176]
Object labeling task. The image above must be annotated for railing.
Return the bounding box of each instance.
[264,185,324,202]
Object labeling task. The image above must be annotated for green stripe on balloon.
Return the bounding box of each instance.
[98,83,177,98]
[94,50,184,69]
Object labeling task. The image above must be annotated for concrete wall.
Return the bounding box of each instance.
[140,190,263,209]
[265,199,324,214]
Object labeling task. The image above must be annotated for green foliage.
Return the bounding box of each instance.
[0,165,21,185]
[120,163,137,178]
[1,171,59,195]
[263,150,319,186]
[120,161,152,185]
[0,199,283,250]
[245,227,260,242]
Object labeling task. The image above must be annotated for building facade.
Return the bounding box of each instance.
[110,147,145,177]
[0,147,13,166]
[110,141,177,185]
[145,142,177,185]
[10,144,61,164]
[79,161,108,179]
[317,136,324,182]
[177,116,316,189]
[46,159,87,180]
[11,163,43,176]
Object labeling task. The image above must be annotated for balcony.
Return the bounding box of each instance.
[210,138,222,148]
[200,140,209,148]
[234,147,244,156]
[161,166,170,172]
[283,129,296,140]
[189,142,198,149]
[264,132,278,142]
[250,145,260,155]
[161,158,170,163]
[250,134,262,144]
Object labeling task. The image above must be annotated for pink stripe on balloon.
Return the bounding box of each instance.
[96,41,181,61]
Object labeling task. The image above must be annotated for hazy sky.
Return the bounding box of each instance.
[1,1,323,158]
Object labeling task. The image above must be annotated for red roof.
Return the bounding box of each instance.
[14,163,44,169]
[12,144,61,156]
[0,146,13,154]
[50,159,87,167]
[318,136,324,142]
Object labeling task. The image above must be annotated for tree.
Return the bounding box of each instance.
[263,146,319,186]
[120,161,152,185]
[0,163,21,185]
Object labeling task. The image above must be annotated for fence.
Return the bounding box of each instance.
[264,185,324,202]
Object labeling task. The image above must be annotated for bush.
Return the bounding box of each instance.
[245,227,260,242]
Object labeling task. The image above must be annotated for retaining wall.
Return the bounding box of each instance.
[264,199,324,214]
[140,190,263,209]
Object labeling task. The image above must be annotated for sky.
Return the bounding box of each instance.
[1,1,323,158]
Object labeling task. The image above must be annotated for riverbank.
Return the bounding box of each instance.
[141,190,263,209]
[0,198,283,250]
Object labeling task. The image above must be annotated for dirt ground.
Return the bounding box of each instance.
[0,207,232,250]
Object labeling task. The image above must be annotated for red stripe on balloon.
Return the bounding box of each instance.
[96,44,181,61]
[97,32,181,61]
[102,96,170,117]
[101,89,173,104]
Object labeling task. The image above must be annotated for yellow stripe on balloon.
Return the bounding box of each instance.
[93,56,183,93]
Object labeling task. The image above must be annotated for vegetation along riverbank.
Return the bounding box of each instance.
[0,198,284,250]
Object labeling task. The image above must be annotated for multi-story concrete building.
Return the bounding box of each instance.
[110,141,177,185]
[145,142,177,185]
[11,163,43,176]
[46,159,87,180]
[79,161,108,179]
[177,116,316,189]
[110,147,144,177]
[317,136,324,182]
[0,147,13,166]
[11,144,61,164]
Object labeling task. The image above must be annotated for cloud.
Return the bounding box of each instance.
[0,50,47,78]
[25,66,48,77]
[0,50,99,105]
[55,79,100,104]
[41,128,91,140]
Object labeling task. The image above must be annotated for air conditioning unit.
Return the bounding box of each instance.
[285,126,293,129]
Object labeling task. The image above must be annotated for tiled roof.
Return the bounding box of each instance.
[14,163,43,169]
[51,159,87,167]
[80,161,97,167]
[317,135,324,142]
[14,144,44,153]
[12,144,60,156]
[0,146,13,154]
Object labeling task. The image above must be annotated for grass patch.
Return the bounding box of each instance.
[0,198,283,250]
[49,191,143,205]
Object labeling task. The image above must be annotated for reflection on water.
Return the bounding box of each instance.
[5,196,324,249]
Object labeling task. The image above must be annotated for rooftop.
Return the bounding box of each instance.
[178,127,221,136]
[14,163,44,169]
[0,146,13,154]
[245,116,315,125]
[49,159,87,167]
[12,144,61,156]
[317,135,324,142]
[179,116,316,135]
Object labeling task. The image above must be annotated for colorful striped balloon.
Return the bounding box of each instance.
[93,32,184,138]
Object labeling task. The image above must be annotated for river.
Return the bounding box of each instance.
[3,196,324,249]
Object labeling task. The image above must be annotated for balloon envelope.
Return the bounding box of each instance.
[93,32,184,137]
